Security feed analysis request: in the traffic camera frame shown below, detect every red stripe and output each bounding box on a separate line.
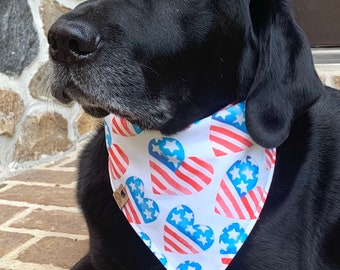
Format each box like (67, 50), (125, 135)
(150, 174), (177, 195)
(109, 145), (128, 178)
(266, 149), (276, 162)
(215, 193), (233, 217)
(265, 149), (276, 169)
(210, 134), (243, 153)
(108, 158), (120, 179)
(164, 225), (199, 254)
(211, 125), (253, 147)
(213, 148), (228, 157)
(175, 167), (204, 192)
(220, 180), (246, 219)
(123, 203), (134, 223)
(123, 199), (141, 224)
(222, 257), (233, 265)
(250, 187), (266, 213)
(112, 118), (126, 135)
(150, 161), (192, 194)
(187, 157), (213, 184)
(175, 162), (203, 194)
(214, 208), (221, 215)
(120, 119), (135, 136)
(240, 195), (256, 219)
(114, 144), (129, 164)
(164, 235), (187, 254)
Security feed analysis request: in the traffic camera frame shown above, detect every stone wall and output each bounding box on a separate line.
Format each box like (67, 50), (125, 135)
(0, 0), (339, 180)
(0, 0), (101, 179)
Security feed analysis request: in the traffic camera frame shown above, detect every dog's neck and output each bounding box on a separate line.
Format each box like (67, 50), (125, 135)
(104, 102), (276, 269)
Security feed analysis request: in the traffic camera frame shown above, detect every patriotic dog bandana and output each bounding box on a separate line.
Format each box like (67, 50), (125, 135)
(104, 102), (276, 270)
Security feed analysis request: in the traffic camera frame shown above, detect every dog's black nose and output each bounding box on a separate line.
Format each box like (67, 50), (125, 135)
(48, 19), (100, 63)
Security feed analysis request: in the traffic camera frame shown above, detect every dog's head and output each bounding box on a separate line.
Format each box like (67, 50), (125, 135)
(48, 0), (322, 147)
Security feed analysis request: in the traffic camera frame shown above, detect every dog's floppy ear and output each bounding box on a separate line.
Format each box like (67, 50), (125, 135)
(238, 0), (323, 148)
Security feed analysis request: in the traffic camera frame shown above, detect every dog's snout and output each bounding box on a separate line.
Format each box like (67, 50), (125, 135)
(48, 19), (100, 63)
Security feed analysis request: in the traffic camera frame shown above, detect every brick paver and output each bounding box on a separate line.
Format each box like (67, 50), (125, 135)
(0, 149), (89, 270)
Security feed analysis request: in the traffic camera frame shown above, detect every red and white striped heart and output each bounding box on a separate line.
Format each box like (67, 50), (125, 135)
(149, 137), (213, 195)
(210, 102), (253, 157)
(108, 144), (129, 180)
(164, 205), (214, 254)
(110, 115), (143, 137)
(214, 155), (267, 220)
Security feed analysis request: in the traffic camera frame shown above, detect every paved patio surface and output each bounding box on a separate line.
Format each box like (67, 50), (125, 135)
(0, 149), (89, 270)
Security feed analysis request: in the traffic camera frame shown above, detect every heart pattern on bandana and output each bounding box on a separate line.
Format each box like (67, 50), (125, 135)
(138, 232), (168, 267)
(219, 223), (247, 266)
(104, 102), (275, 269)
(108, 144), (129, 180)
(164, 205), (214, 254)
(110, 115), (143, 137)
(122, 177), (159, 224)
(149, 138), (214, 195)
(210, 102), (253, 157)
(176, 261), (202, 270)
(215, 155), (267, 220)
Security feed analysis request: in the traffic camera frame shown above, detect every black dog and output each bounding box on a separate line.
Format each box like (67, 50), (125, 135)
(48, 0), (340, 269)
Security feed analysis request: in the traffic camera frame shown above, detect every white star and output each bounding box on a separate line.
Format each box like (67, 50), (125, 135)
(237, 181), (248, 194)
(136, 194), (143, 204)
(188, 266), (196, 270)
(146, 199), (154, 209)
(167, 154), (180, 167)
(229, 166), (240, 180)
(198, 235), (208, 245)
(198, 225), (209, 233)
(185, 225), (196, 235)
(184, 211), (194, 222)
(228, 229), (239, 241)
(152, 144), (163, 156)
(171, 213), (182, 224)
(242, 167), (254, 180)
(164, 140), (179, 153)
(144, 239), (151, 247)
(144, 209), (153, 220)
(215, 109), (231, 120)
(234, 113), (245, 126)
(234, 240), (243, 250)
(220, 241), (229, 251)
(129, 182), (137, 191)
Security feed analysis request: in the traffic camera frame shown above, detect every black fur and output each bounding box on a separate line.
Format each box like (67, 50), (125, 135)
(48, 0), (340, 269)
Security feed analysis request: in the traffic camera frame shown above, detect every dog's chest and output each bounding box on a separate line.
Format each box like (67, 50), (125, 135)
(104, 102), (276, 269)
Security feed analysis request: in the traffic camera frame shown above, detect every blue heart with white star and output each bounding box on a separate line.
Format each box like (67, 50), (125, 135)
(227, 155), (259, 196)
(164, 205), (214, 253)
(212, 102), (247, 133)
(125, 177), (159, 223)
(149, 137), (185, 171)
(149, 137), (214, 195)
(220, 223), (247, 255)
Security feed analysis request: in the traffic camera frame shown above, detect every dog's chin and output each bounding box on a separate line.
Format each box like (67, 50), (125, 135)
(82, 106), (110, 118)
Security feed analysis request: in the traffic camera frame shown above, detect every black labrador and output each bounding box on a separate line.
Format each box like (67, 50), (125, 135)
(48, 0), (340, 269)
